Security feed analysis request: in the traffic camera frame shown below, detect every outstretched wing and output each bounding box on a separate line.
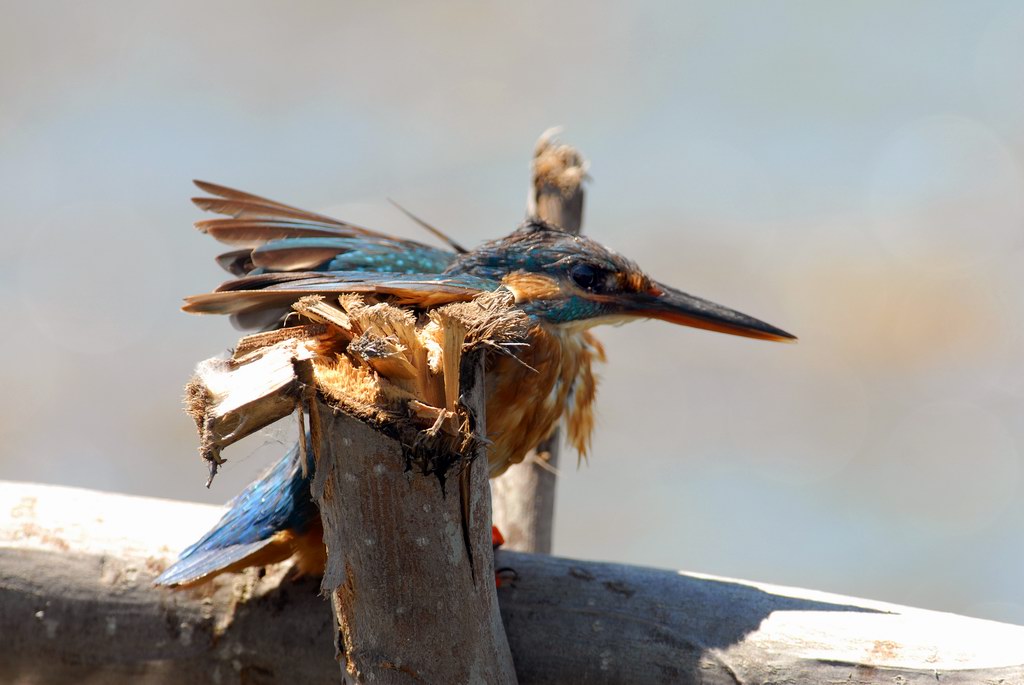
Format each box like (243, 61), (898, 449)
(188, 182), (485, 328)
(192, 180), (459, 276)
(184, 270), (501, 324)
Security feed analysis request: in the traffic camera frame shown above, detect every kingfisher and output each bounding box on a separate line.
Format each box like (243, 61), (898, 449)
(155, 181), (795, 587)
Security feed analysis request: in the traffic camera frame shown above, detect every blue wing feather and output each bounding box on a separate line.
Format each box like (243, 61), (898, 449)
(155, 442), (318, 587)
(251, 236), (456, 274)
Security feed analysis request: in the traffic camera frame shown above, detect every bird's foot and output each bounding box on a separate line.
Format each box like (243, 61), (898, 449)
(494, 566), (519, 588)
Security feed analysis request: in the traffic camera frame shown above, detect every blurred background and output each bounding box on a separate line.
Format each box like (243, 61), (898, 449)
(3, 1), (1024, 624)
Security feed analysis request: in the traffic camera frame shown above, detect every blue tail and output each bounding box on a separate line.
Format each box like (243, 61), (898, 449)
(156, 442), (318, 587)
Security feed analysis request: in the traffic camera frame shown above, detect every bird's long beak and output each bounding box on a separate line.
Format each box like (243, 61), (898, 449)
(626, 282), (796, 342)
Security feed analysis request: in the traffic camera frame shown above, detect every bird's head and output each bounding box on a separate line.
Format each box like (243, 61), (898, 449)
(453, 223), (795, 342)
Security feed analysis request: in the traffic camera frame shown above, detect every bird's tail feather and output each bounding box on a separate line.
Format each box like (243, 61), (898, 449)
(155, 440), (321, 588)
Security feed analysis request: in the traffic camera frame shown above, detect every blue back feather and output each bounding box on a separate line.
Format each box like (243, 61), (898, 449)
(252, 236), (456, 274)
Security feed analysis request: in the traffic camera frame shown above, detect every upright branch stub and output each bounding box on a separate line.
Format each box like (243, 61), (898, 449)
(493, 128), (588, 554)
(528, 127), (588, 234)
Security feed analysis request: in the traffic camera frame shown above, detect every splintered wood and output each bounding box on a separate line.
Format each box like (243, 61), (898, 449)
(185, 290), (528, 484)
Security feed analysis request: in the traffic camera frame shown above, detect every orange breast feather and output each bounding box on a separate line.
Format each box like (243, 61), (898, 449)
(485, 324), (603, 476)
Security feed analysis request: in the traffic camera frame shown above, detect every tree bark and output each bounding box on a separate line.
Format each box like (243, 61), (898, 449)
(4, 480), (1022, 684)
(311, 353), (516, 684)
(491, 128), (587, 554)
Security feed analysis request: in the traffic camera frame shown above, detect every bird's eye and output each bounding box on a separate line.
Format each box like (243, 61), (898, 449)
(570, 263), (603, 291)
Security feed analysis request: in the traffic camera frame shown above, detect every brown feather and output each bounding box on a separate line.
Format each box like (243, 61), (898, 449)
(484, 323), (600, 476)
(501, 272), (563, 302)
(250, 245), (341, 270)
(291, 519), (327, 577)
(197, 218), (356, 246)
(184, 290), (317, 316)
(192, 197), (349, 225)
(184, 281), (484, 315)
(564, 331), (604, 459)
(193, 180), (349, 226)
(194, 180), (313, 211)
(213, 271), (323, 291)
(215, 249), (255, 276)
(387, 198), (468, 254)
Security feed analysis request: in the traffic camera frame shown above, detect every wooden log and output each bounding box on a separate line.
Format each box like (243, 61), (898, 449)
(499, 555), (1024, 684)
(0, 481), (336, 685)
(4, 480), (1023, 684)
(491, 128), (587, 554)
(311, 352), (516, 684)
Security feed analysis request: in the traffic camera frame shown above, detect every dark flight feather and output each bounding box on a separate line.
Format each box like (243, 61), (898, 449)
(388, 198), (468, 254)
(184, 272), (500, 316)
(215, 249), (256, 277)
(193, 179), (348, 226)
(197, 219), (362, 247)
(193, 181), (459, 283)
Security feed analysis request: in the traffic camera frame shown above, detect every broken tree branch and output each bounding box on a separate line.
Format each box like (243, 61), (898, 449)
(311, 354), (515, 684)
(182, 293), (528, 682)
(3, 480), (1022, 684)
(491, 128), (588, 554)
